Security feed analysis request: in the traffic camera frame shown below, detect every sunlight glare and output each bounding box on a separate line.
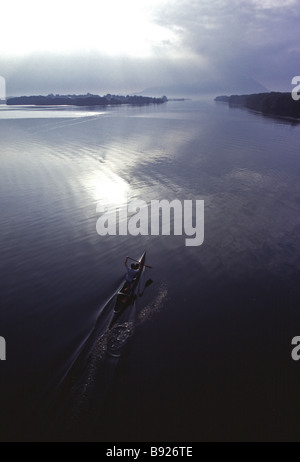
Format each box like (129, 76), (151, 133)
(1, 0), (171, 57)
(84, 170), (130, 207)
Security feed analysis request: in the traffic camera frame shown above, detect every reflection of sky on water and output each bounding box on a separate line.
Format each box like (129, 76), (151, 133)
(82, 169), (130, 208)
(1, 101), (300, 441)
(0, 105), (107, 120)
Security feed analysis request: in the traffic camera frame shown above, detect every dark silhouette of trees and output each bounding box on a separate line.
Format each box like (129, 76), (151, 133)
(215, 93), (300, 119)
(7, 94), (168, 107)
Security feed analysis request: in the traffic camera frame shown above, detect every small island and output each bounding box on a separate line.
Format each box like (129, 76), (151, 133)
(7, 93), (168, 107)
(215, 92), (300, 119)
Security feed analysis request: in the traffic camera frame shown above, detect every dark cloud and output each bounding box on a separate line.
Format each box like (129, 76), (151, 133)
(154, 0), (300, 90)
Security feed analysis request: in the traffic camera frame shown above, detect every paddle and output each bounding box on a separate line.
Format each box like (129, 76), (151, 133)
(128, 257), (153, 269)
(139, 279), (154, 297)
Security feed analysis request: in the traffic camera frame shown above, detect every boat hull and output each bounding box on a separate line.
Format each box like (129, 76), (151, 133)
(113, 252), (146, 315)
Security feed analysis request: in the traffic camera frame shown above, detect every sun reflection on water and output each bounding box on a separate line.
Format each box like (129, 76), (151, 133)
(83, 169), (130, 208)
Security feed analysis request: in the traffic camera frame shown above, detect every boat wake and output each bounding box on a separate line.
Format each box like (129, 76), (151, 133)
(136, 283), (168, 327)
(107, 322), (135, 357)
(50, 273), (168, 440)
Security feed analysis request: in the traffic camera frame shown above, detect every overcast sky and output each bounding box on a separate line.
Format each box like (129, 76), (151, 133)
(0, 0), (299, 95)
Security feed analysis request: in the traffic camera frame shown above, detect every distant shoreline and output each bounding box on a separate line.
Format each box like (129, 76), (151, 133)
(6, 94), (168, 107)
(215, 92), (300, 119)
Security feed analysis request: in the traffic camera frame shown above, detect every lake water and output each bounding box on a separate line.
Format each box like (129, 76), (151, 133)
(0, 101), (300, 441)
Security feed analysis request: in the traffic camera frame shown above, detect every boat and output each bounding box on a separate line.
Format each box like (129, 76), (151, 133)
(113, 251), (147, 315)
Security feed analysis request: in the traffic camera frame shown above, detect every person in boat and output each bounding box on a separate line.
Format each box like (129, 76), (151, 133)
(125, 256), (142, 291)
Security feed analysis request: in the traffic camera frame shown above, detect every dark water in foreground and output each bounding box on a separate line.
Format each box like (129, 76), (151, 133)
(0, 101), (300, 441)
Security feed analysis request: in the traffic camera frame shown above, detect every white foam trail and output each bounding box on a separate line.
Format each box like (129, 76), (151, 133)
(137, 283), (168, 326)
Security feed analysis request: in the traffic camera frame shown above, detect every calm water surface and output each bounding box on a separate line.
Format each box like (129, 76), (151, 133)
(0, 101), (300, 441)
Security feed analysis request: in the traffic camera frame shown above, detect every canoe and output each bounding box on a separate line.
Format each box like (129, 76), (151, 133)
(113, 251), (147, 314)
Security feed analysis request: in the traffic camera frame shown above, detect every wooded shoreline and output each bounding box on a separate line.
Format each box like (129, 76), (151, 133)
(215, 92), (300, 119)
